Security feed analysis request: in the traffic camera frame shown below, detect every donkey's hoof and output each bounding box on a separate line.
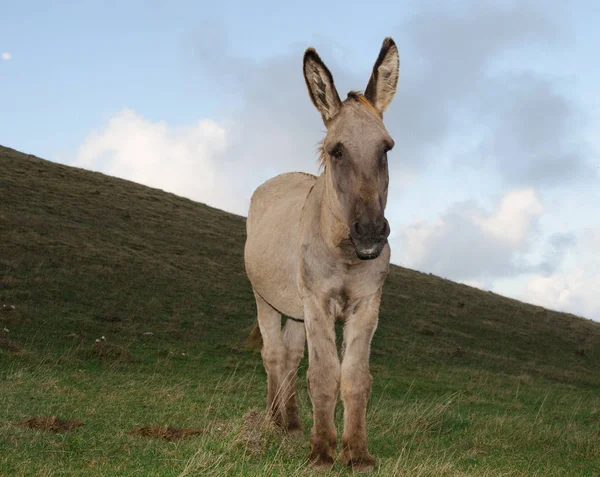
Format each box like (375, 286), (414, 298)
(308, 452), (335, 470)
(272, 414), (303, 436)
(285, 417), (304, 436)
(309, 436), (337, 468)
(341, 450), (375, 472)
(286, 423), (304, 437)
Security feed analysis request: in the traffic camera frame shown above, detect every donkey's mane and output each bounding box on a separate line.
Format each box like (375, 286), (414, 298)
(316, 92), (378, 170)
(316, 140), (327, 170)
(347, 91), (379, 116)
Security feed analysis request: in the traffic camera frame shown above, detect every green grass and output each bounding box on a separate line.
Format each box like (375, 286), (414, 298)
(1, 144), (600, 476)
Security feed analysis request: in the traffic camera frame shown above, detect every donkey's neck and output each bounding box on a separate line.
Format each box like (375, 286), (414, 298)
(316, 171), (357, 261)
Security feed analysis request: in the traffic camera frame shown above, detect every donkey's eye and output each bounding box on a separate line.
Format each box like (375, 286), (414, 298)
(330, 146), (343, 160)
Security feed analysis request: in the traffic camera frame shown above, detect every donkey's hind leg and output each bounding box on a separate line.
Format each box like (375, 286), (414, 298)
(253, 289), (287, 427)
(281, 318), (306, 434)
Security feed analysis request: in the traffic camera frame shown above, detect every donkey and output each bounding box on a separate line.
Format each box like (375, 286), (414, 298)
(244, 38), (399, 470)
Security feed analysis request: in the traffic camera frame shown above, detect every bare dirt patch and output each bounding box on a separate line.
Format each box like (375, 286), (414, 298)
(128, 425), (204, 441)
(19, 416), (84, 433)
(0, 338), (22, 353)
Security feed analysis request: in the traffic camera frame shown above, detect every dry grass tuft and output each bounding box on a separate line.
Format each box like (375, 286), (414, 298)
(235, 410), (275, 456)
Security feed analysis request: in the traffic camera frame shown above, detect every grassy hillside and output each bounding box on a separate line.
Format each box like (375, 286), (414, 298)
(1, 144), (599, 476)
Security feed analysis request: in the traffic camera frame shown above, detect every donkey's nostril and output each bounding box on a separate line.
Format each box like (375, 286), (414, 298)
(352, 221), (364, 237)
(380, 218), (390, 237)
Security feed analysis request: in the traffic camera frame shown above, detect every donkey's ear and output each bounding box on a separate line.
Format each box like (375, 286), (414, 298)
(303, 48), (342, 125)
(364, 37), (399, 115)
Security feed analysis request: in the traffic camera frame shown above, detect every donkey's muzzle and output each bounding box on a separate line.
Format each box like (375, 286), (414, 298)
(350, 217), (390, 260)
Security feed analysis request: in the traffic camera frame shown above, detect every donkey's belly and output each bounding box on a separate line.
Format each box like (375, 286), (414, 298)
(244, 172), (316, 320)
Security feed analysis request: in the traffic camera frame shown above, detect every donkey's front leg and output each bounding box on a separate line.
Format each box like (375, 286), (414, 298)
(304, 299), (340, 468)
(339, 292), (381, 471)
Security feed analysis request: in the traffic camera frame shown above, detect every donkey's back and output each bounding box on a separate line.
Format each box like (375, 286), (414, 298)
(244, 171), (316, 321)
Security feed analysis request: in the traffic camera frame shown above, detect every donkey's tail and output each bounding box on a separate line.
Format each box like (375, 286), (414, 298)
(247, 320), (263, 350)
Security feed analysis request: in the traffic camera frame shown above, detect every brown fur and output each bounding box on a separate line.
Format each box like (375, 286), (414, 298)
(244, 38), (399, 470)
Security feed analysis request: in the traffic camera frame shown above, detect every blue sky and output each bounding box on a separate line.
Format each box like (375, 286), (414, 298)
(2, 1), (599, 320)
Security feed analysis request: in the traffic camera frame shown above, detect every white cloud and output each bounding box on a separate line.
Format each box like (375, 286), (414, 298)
(74, 109), (247, 214)
(521, 230), (600, 320)
(478, 189), (543, 244)
(1, 52), (12, 61)
(396, 188), (544, 280)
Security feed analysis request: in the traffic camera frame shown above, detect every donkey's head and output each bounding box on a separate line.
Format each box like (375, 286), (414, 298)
(303, 38), (399, 260)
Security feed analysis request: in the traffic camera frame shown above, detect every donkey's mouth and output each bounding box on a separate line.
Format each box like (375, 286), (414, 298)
(352, 238), (387, 260)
